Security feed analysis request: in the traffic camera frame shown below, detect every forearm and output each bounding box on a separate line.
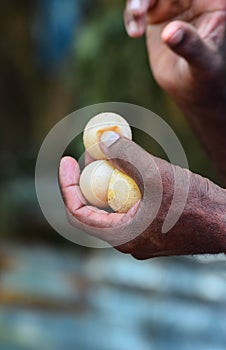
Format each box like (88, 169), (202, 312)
(173, 173), (226, 256)
(175, 76), (226, 186)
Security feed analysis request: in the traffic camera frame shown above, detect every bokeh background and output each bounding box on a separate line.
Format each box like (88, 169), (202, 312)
(0, 1), (226, 350)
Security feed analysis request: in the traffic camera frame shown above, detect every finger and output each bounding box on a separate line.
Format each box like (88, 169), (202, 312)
(59, 157), (138, 232)
(100, 131), (152, 188)
(59, 156), (80, 186)
(100, 132), (166, 243)
(100, 129), (170, 208)
(65, 198), (140, 248)
(59, 150), (153, 247)
(59, 156), (87, 212)
(162, 21), (221, 75)
(66, 204), (140, 248)
(127, 0), (156, 17)
(124, 0), (157, 37)
(124, 8), (147, 37)
(74, 201), (139, 228)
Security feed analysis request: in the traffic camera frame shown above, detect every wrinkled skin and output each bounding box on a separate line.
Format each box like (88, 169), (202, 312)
(59, 0), (226, 259)
(59, 136), (226, 259)
(125, 0), (226, 102)
(125, 0), (226, 182)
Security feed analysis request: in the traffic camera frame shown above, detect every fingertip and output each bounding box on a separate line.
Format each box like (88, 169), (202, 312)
(126, 199), (141, 218)
(100, 131), (120, 148)
(99, 131), (122, 161)
(59, 156), (80, 187)
(161, 21), (215, 72)
(126, 20), (146, 38)
(125, 0), (157, 37)
(60, 156), (77, 169)
(161, 21), (185, 46)
(124, 5), (147, 38)
(166, 29), (185, 48)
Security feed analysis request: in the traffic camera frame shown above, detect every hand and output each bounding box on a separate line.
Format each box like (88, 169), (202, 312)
(124, 0), (226, 185)
(59, 132), (226, 259)
(124, 0), (226, 106)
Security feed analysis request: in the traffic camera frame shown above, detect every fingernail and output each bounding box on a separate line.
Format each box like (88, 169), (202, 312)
(130, 0), (141, 11)
(101, 131), (120, 148)
(128, 21), (138, 35)
(169, 29), (184, 46)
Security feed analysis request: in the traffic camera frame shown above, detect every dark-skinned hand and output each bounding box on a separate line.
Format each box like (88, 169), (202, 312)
(59, 0), (226, 259)
(124, 0), (226, 183)
(124, 0), (226, 105)
(59, 133), (226, 259)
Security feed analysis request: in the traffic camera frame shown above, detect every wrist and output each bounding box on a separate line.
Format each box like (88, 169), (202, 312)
(181, 174), (226, 255)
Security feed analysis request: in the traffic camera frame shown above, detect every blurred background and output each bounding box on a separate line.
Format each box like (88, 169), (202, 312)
(0, 1), (226, 349)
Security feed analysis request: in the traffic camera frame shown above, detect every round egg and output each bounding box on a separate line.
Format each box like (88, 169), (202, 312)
(79, 160), (141, 212)
(79, 160), (114, 208)
(108, 169), (141, 213)
(83, 112), (132, 159)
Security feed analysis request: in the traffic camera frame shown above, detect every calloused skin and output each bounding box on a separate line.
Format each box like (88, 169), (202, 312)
(59, 0), (226, 259)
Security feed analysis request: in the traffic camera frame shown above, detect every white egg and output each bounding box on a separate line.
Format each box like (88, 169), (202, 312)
(80, 112), (141, 212)
(79, 160), (141, 212)
(79, 160), (114, 208)
(83, 112), (132, 159)
(108, 169), (141, 213)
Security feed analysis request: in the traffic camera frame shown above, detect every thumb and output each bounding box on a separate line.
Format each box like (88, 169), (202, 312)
(100, 131), (155, 191)
(162, 21), (221, 76)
